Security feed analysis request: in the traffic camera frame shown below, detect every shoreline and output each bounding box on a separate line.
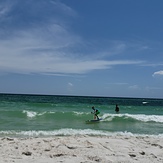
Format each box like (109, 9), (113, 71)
(0, 135), (163, 163)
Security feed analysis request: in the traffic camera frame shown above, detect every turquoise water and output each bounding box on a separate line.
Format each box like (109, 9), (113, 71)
(0, 94), (163, 137)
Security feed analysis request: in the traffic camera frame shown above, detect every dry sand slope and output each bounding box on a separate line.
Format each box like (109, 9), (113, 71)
(0, 135), (163, 163)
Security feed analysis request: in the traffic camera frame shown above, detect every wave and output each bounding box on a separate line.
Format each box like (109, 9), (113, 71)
(22, 110), (89, 118)
(22, 110), (56, 118)
(1, 109), (163, 123)
(142, 101), (148, 104)
(101, 113), (163, 123)
(21, 111), (163, 123)
(0, 129), (163, 138)
(20, 110), (163, 123)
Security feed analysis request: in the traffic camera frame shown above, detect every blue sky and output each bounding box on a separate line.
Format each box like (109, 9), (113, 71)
(0, 0), (163, 98)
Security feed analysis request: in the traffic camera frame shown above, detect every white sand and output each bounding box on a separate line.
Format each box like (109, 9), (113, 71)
(0, 135), (163, 163)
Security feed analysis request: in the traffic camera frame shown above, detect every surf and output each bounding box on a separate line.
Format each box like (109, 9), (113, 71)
(101, 113), (163, 123)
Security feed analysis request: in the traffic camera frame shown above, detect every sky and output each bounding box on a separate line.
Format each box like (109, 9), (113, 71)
(0, 0), (163, 98)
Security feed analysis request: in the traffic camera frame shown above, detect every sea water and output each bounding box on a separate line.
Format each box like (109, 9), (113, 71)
(0, 94), (163, 137)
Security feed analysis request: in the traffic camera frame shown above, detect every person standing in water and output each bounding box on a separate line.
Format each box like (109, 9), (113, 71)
(92, 106), (100, 120)
(115, 104), (120, 113)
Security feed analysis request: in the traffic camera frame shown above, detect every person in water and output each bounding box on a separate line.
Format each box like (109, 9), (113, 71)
(92, 106), (100, 120)
(115, 104), (119, 113)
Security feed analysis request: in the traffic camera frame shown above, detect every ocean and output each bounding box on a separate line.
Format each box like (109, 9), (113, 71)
(0, 93), (163, 137)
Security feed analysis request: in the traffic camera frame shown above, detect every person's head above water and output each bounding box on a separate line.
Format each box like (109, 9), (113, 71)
(92, 106), (95, 110)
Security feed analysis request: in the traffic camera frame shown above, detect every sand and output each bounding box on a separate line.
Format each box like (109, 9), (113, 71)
(0, 135), (163, 163)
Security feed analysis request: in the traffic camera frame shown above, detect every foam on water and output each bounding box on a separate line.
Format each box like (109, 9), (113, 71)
(23, 110), (37, 118)
(101, 113), (163, 123)
(22, 110), (56, 118)
(126, 114), (163, 123)
(1, 129), (163, 138)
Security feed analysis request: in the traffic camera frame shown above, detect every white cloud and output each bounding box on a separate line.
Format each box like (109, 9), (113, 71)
(0, 0), (145, 76)
(152, 70), (163, 77)
(68, 82), (73, 87)
(128, 85), (140, 90)
(145, 86), (163, 91)
(67, 82), (74, 92)
(0, 4), (10, 17)
(0, 18), (144, 75)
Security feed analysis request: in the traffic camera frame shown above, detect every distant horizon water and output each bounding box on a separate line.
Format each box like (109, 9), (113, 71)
(1, 92), (163, 100)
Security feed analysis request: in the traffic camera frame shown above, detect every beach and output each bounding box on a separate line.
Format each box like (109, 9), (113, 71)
(0, 94), (163, 162)
(0, 135), (163, 163)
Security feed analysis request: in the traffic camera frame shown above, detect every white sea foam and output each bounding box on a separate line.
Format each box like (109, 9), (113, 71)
(22, 110), (56, 118)
(125, 113), (163, 123)
(73, 111), (84, 115)
(101, 114), (114, 121)
(1, 129), (163, 138)
(142, 101), (148, 104)
(102, 113), (163, 123)
(23, 110), (37, 118)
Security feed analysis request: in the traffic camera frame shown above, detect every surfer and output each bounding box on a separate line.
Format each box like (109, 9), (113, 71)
(115, 104), (119, 113)
(92, 106), (100, 120)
